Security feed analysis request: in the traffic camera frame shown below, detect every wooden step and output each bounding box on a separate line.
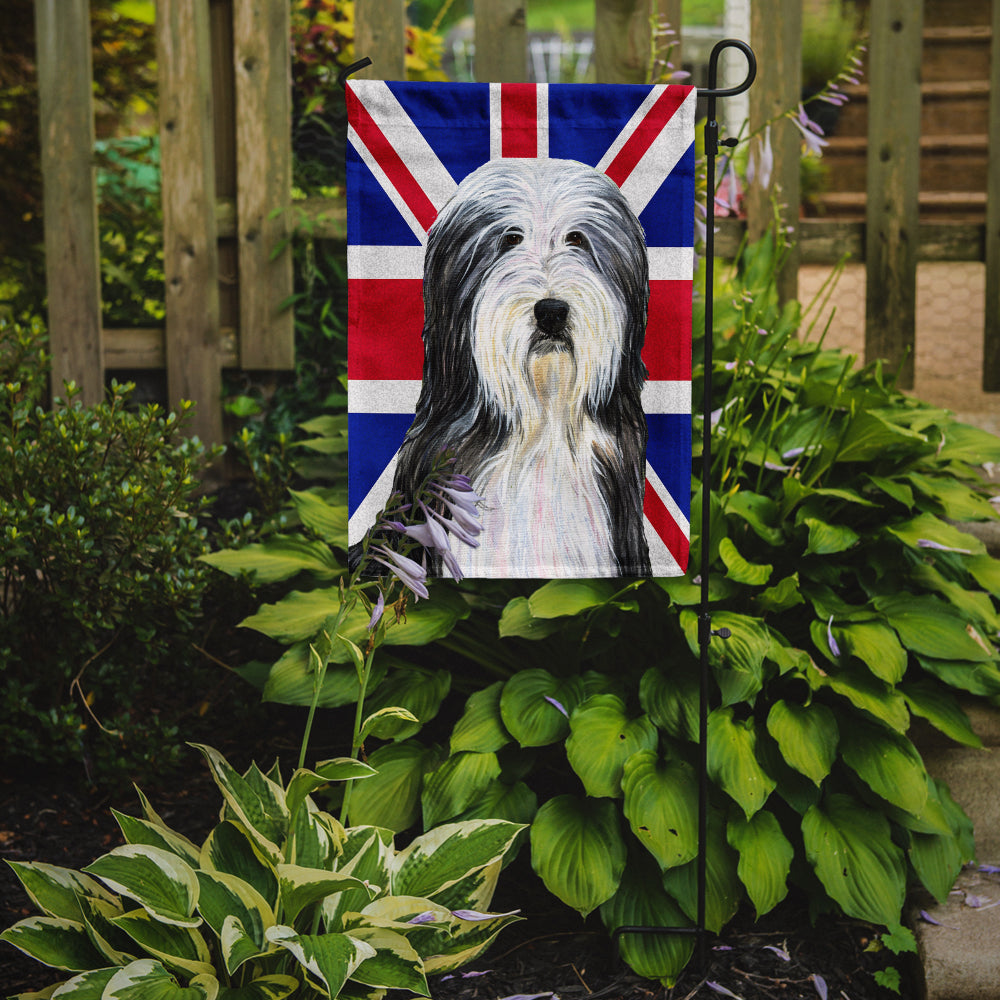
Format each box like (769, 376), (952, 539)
(922, 0), (991, 28)
(822, 134), (989, 193)
(922, 25), (993, 83)
(813, 190), (987, 222)
(833, 80), (991, 137)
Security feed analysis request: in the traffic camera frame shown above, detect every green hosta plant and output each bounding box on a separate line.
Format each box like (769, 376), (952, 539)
(1, 744), (523, 999)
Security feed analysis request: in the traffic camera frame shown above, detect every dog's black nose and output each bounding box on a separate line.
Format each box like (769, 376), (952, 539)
(534, 298), (569, 334)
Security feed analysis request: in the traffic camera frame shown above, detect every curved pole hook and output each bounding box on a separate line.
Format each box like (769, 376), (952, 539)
(699, 38), (757, 99)
(337, 57), (373, 89)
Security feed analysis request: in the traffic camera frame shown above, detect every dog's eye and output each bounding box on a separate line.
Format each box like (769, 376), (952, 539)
(500, 232), (523, 249)
(565, 231), (588, 249)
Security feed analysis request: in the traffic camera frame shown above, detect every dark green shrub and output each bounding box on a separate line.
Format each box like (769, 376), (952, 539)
(0, 317), (220, 783)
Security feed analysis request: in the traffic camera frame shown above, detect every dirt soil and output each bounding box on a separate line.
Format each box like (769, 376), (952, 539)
(1, 744), (913, 1000)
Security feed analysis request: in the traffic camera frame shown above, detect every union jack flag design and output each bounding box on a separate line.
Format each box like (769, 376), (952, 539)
(346, 80), (695, 576)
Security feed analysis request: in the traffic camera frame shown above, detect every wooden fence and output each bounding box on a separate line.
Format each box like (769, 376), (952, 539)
(33, 0), (1000, 445)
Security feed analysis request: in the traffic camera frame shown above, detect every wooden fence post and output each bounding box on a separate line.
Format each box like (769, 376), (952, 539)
(746, 0), (801, 306)
(594, 0), (653, 84)
(864, 0), (923, 390)
(354, 0), (407, 80)
(233, 0), (294, 370)
(983, 0), (1000, 390)
(474, 0), (527, 82)
(157, 0), (223, 445)
(34, 0), (104, 405)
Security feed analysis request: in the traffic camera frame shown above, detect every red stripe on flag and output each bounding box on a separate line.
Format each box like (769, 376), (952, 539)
(501, 84), (537, 158)
(346, 89), (439, 232)
(644, 479), (690, 570)
(643, 280), (692, 380)
(348, 278), (425, 380)
(604, 88), (688, 188)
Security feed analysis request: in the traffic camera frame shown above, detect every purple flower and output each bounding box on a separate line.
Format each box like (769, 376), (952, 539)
(763, 944), (790, 961)
(917, 538), (973, 554)
(451, 908), (520, 921)
(706, 983), (742, 999)
(827, 615), (841, 658)
(371, 545), (429, 600)
(367, 590), (385, 631)
(544, 695), (569, 718)
(747, 125), (773, 191)
(812, 974), (828, 1000)
(791, 104), (829, 156)
(407, 911), (438, 925)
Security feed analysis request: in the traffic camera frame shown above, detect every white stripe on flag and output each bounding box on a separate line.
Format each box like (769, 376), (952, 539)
(616, 89), (697, 216)
(351, 80), (458, 212)
(642, 380), (691, 415)
(644, 512), (683, 575)
(349, 124), (427, 245)
(595, 86), (666, 173)
(349, 380), (422, 414)
(349, 453), (399, 547)
(648, 246), (694, 281)
(536, 83), (549, 159)
(348, 245), (425, 280)
(645, 461), (691, 537)
(489, 83), (503, 160)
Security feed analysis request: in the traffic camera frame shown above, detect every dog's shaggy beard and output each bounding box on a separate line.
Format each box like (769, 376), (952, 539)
(392, 158), (652, 578)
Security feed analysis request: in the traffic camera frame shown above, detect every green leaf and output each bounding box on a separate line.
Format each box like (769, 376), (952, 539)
(718, 537), (772, 585)
(724, 490), (784, 545)
(839, 718), (929, 817)
(265, 926), (375, 997)
(347, 740), (441, 832)
(639, 663), (699, 742)
(765, 700), (837, 786)
(216, 976), (299, 1000)
(886, 512), (985, 556)
(83, 846), (200, 928)
(288, 488), (347, 546)
(599, 852), (694, 987)
(803, 517), (859, 555)
(755, 573), (805, 613)
(110, 909), (214, 978)
(530, 795), (626, 917)
(707, 708), (776, 818)
(499, 670), (584, 747)
(916, 655), (1000, 697)
(346, 926), (429, 994)
(906, 472), (999, 521)
(260, 643), (388, 709)
(909, 826), (965, 905)
(497, 597), (564, 639)
(966, 553), (1000, 597)
(621, 751), (699, 871)
(727, 811), (793, 917)
(835, 410), (927, 463)
(901, 680), (982, 748)
(680, 610), (770, 706)
(808, 661), (910, 732)
(360, 706), (421, 742)
(802, 794), (906, 926)
(242, 589), (344, 643)
(527, 579), (618, 618)
(565, 695), (658, 798)
(393, 819), (524, 900)
(199, 822), (278, 910)
(362, 666), (451, 740)
(200, 536), (341, 584)
(874, 594), (995, 662)
(452, 779), (538, 827)
(0, 917), (107, 972)
(835, 621), (908, 684)
(450, 682), (511, 754)
(421, 751), (502, 828)
(4, 862), (118, 923)
(103, 959), (218, 1000)
(276, 865), (373, 925)
(660, 810), (741, 933)
(285, 760), (376, 822)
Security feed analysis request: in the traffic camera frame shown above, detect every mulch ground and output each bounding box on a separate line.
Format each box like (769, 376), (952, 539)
(1, 740), (913, 1000)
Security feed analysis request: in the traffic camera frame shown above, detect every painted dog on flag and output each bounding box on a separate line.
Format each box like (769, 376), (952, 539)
(390, 157), (652, 578)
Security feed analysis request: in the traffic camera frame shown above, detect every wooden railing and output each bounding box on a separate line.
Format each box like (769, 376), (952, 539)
(32, 0), (1000, 445)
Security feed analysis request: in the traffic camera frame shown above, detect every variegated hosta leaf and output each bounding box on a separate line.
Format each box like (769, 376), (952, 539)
(421, 907), (522, 975)
(323, 829), (393, 931)
(112, 810), (201, 868)
(706, 707), (776, 818)
(285, 760), (375, 824)
(661, 810), (742, 934)
(727, 810), (793, 917)
(110, 908), (214, 978)
(46, 966), (118, 997)
(265, 926), (376, 998)
(83, 846), (200, 928)
(565, 695), (658, 799)
(450, 681), (511, 754)
(102, 959), (218, 999)
(424, 859), (501, 915)
(0, 916), (107, 971)
(765, 700), (838, 786)
(77, 894), (136, 966)
(802, 793), (906, 926)
(200, 822), (278, 910)
(499, 669), (585, 747)
(288, 802), (344, 870)
(421, 751), (501, 829)
(195, 870), (274, 973)
(190, 745), (287, 863)
(345, 926), (429, 995)
(4, 861), (118, 922)
(529, 795), (626, 917)
(276, 864), (375, 925)
(214, 974), (300, 999)
(599, 853), (694, 987)
(391, 820), (524, 901)
(621, 751), (699, 871)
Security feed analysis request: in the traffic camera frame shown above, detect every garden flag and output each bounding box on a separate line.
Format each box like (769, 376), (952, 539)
(347, 81), (695, 578)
